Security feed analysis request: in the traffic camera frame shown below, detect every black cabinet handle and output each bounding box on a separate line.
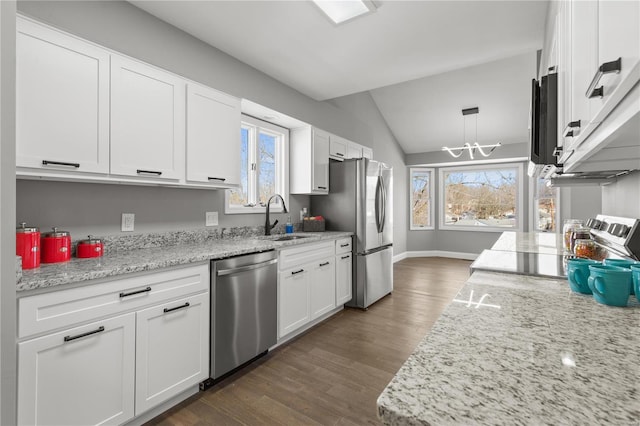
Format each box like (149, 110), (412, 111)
(586, 58), (621, 99)
(137, 169), (162, 176)
(562, 120), (581, 138)
(164, 302), (190, 313)
(319, 261), (330, 267)
(42, 160), (80, 168)
(336, 153), (344, 157)
(291, 269), (304, 275)
(317, 186), (327, 190)
(64, 326), (105, 342)
(119, 286), (151, 298)
(208, 177), (226, 182)
(340, 243), (350, 247)
(341, 255), (350, 260)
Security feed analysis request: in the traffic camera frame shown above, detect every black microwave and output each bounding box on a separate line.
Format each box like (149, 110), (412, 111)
(528, 73), (558, 177)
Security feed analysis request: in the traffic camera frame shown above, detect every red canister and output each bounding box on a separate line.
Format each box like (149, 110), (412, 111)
(76, 235), (104, 258)
(41, 227), (71, 263)
(16, 222), (40, 269)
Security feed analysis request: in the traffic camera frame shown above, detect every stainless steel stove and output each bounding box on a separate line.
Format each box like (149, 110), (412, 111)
(585, 214), (640, 260)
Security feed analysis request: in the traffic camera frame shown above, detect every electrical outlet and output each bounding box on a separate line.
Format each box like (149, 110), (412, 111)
(121, 213), (135, 232)
(205, 211), (218, 227)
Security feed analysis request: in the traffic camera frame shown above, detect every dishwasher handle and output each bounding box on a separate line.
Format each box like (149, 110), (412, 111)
(216, 258), (277, 276)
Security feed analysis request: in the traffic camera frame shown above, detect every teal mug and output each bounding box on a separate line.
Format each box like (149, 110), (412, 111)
(631, 264), (640, 302)
(603, 259), (640, 295)
(566, 258), (600, 294)
(588, 264), (632, 307)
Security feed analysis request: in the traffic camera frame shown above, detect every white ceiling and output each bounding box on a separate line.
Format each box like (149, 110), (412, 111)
(130, 0), (548, 154)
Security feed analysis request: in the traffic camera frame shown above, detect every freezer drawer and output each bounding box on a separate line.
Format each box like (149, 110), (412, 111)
(349, 246), (393, 309)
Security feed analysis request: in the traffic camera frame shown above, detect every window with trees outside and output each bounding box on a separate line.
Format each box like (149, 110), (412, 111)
(225, 115), (288, 214)
(410, 168), (434, 230)
(532, 177), (558, 232)
(439, 163), (523, 231)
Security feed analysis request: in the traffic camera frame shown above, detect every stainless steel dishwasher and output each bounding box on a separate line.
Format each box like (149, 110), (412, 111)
(210, 250), (278, 380)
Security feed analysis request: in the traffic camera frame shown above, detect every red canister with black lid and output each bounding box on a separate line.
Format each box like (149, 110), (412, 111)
(41, 227), (71, 263)
(76, 235), (104, 258)
(16, 222), (40, 269)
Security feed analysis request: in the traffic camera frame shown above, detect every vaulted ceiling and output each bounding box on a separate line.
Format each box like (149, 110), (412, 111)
(130, 0), (548, 153)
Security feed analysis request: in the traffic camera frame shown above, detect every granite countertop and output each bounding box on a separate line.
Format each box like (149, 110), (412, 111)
(377, 270), (640, 425)
(491, 231), (565, 255)
(18, 231), (351, 293)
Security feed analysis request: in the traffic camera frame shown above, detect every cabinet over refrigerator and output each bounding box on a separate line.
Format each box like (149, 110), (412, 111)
(311, 158), (393, 309)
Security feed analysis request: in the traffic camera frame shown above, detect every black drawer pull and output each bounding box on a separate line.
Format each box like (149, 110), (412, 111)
(317, 186), (327, 190)
(291, 269), (304, 275)
(208, 177), (226, 182)
(336, 153), (344, 157)
(319, 261), (330, 267)
(562, 120), (581, 138)
(136, 169), (162, 176)
(64, 326), (105, 342)
(42, 160), (80, 168)
(164, 302), (190, 313)
(119, 286), (151, 298)
(586, 58), (621, 99)
(340, 243), (350, 247)
(341, 255), (350, 260)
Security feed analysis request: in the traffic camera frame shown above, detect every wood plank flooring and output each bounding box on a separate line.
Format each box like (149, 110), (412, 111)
(146, 257), (472, 426)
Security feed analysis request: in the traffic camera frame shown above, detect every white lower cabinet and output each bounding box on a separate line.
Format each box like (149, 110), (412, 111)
(278, 267), (311, 338)
(336, 253), (353, 306)
(17, 264), (209, 425)
(135, 293), (209, 415)
(310, 257), (336, 319)
(18, 313), (136, 426)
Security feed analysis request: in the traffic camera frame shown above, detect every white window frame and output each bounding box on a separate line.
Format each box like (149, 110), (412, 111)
(438, 162), (524, 232)
(529, 176), (560, 233)
(409, 167), (435, 230)
(225, 115), (289, 214)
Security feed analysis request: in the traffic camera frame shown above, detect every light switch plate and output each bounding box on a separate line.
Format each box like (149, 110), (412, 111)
(205, 211), (218, 227)
(121, 213), (135, 232)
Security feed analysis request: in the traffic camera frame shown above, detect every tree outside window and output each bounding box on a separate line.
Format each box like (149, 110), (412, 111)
(533, 177), (557, 232)
(410, 168), (434, 230)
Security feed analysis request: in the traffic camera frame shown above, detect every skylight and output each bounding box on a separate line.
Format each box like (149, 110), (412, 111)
(312, 0), (377, 25)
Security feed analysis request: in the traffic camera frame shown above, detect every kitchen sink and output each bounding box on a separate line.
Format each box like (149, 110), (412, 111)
(272, 235), (310, 241)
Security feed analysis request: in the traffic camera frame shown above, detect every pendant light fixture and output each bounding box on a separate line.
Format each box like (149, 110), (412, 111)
(442, 107), (501, 159)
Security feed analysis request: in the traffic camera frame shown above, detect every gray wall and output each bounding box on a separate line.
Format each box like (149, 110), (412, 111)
(559, 186), (603, 224)
(601, 171), (640, 218)
(327, 92), (408, 256)
(15, 1), (404, 239)
(1, 1), (17, 423)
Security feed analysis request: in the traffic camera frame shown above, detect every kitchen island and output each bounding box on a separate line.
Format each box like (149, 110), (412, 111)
(377, 270), (640, 425)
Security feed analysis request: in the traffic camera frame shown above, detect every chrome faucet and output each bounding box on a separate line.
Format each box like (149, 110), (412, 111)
(264, 194), (288, 235)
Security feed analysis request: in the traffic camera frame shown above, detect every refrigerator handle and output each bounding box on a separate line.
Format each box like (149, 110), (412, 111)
(380, 176), (387, 233)
(375, 176), (382, 233)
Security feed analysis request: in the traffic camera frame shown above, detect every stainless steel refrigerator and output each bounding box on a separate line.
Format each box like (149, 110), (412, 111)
(311, 158), (393, 309)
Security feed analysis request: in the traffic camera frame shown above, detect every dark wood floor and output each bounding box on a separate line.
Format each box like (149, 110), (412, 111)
(146, 257), (472, 426)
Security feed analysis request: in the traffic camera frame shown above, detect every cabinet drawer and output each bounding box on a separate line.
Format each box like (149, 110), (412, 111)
(18, 264), (209, 339)
(336, 237), (352, 254)
(279, 241), (335, 271)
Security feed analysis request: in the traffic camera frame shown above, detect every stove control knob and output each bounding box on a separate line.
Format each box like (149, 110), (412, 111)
(608, 223), (621, 235)
(586, 218), (601, 229)
(599, 221), (609, 231)
(615, 225), (630, 238)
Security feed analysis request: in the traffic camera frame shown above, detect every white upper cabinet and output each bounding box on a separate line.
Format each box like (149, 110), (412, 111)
(362, 146), (373, 159)
(329, 135), (347, 160)
(290, 126), (329, 194)
(346, 142), (363, 159)
(110, 55), (186, 181)
(16, 17), (110, 175)
(186, 83), (241, 186)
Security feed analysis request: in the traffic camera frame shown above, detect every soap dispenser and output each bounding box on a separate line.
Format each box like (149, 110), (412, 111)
(286, 216), (294, 234)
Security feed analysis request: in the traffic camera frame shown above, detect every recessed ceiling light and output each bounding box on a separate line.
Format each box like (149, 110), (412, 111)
(312, 0), (377, 25)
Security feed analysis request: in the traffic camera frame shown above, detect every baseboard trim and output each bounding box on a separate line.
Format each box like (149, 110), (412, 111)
(392, 252), (408, 263)
(400, 250), (478, 261)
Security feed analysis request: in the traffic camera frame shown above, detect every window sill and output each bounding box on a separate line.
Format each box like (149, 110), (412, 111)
(439, 224), (522, 233)
(410, 226), (435, 231)
(225, 206), (285, 215)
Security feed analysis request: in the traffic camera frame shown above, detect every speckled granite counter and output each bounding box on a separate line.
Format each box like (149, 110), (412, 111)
(18, 231), (351, 293)
(377, 271), (640, 425)
(16, 256), (22, 284)
(491, 231), (565, 255)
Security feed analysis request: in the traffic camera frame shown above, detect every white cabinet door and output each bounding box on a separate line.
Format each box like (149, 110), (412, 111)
(16, 18), (109, 174)
(278, 267), (310, 338)
(186, 83), (241, 185)
(111, 55), (185, 181)
(329, 135), (347, 160)
(18, 313), (135, 426)
(310, 257), (336, 319)
(336, 253), (353, 306)
(347, 142), (363, 159)
(362, 146), (373, 159)
(312, 128), (330, 193)
(135, 293), (209, 415)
